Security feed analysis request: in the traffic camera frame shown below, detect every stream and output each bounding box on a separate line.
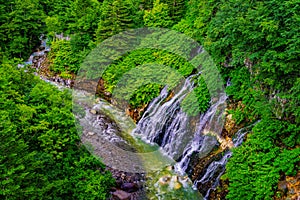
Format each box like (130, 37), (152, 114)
(25, 36), (255, 200)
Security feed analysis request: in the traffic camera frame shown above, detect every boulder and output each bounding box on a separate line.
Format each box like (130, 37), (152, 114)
(112, 190), (131, 200)
(278, 180), (287, 192)
(166, 166), (173, 171)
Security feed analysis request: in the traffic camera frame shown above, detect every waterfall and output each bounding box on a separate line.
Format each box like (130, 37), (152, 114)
(134, 75), (197, 160)
(132, 70), (267, 199)
(134, 74), (227, 172)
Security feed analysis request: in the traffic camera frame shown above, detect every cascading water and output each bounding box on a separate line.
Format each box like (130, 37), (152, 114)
(193, 123), (258, 199)
(134, 75), (199, 160)
(24, 34), (205, 199)
(175, 93), (227, 174)
(134, 78), (259, 199)
(25, 35), (50, 66)
(134, 72), (228, 173)
(131, 65), (262, 199)
(133, 73), (262, 200)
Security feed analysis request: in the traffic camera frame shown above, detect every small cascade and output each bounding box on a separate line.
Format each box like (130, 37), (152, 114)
(25, 35), (50, 66)
(194, 151), (231, 199)
(21, 34), (74, 87)
(193, 123), (258, 199)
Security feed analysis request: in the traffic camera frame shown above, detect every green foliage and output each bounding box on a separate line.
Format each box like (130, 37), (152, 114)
(66, 0), (102, 36)
(172, 0), (212, 41)
(129, 83), (162, 108)
(103, 49), (194, 91)
(48, 39), (88, 74)
(95, 0), (136, 42)
(161, 0), (186, 23)
(43, 0), (102, 76)
(181, 76), (210, 116)
(0, 63), (114, 199)
(102, 48), (195, 107)
(226, 120), (300, 200)
(192, 0), (299, 121)
(139, 0), (155, 10)
(143, 0), (174, 28)
(43, 0), (76, 35)
(0, 0), (45, 59)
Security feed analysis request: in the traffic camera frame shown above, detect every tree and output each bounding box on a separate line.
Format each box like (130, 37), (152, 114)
(0, 0), (45, 59)
(161, 0), (186, 23)
(143, 0), (173, 28)
(43, 0), (74, 35)
(66, 0), (101, 36)
(48, 38), (88, 74)
(95, 0), (136, 42)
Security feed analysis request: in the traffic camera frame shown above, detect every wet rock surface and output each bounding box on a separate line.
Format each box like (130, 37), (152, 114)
(108, 167), (147, 200)
(189, 150), (223, 195)
(207, 178), (229, 200)
(80, 106), (137, 153)
(187, 112), (256, 199)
